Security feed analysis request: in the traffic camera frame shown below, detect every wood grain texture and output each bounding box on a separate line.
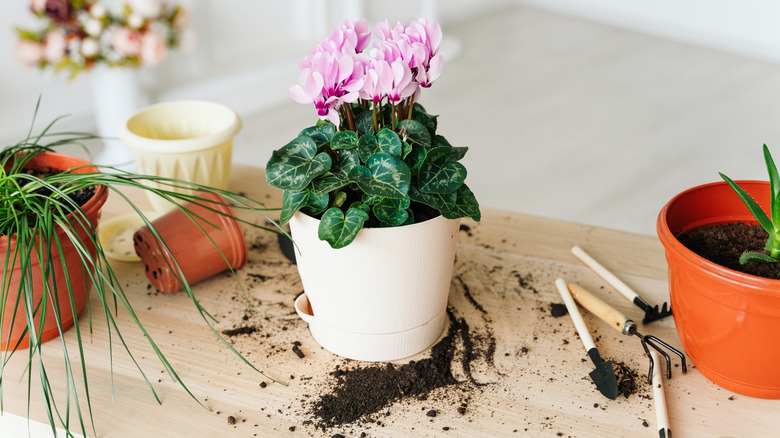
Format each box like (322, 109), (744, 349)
(3, 165), (778, 437)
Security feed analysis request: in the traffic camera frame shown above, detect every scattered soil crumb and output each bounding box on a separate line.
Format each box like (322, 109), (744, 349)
(550, 303), (567, 317)
(227, 416), (236, 425)
(222, 326), (257, 336)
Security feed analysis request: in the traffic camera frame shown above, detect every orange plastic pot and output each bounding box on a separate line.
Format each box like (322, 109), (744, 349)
(1, 152), (108, 351)
(133, 192), (248, 293)
(657, 180), (780, 398)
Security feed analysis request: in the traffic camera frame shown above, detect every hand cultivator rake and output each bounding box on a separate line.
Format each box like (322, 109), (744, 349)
(567, 283), (687, 384)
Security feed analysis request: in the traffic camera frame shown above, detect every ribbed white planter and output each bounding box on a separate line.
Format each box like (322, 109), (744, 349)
(291, 212), (460, 361)
(119, 100), (241, 211)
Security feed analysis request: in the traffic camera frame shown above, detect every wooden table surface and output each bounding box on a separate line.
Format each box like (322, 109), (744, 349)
(3, 165), (778, 437)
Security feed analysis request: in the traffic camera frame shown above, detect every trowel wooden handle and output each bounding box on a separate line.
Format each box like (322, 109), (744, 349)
(568, 284), (631, 335)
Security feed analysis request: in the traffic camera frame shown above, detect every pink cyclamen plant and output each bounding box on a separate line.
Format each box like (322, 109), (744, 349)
(268, 18), (480, 249)
(289, 18), (443, 131)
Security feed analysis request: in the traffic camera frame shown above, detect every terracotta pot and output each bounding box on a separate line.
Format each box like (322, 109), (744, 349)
(657, 180), (780, 398)
(133, 192), (248, 293)
(291, 212), (460, 361)
(1, 152), (108, 351)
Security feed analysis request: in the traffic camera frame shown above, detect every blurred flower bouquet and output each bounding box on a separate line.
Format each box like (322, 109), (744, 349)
(15, 0), (191, 78)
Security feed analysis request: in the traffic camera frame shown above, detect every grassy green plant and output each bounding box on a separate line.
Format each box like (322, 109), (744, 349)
(1, 109), (285, 437)
(719, 144), (780, 265)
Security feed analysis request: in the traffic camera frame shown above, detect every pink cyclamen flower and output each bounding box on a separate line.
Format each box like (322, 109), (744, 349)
(401, 19), (444, 87)
(43, 28), (67, 63)
(15, 40), (44, 66)
(360, 57), (415, 103)
(301, 18), (371, 69)
(290, 51), (365, 125)
(140, 30), (167, 66)
(111, 27), (143, 57)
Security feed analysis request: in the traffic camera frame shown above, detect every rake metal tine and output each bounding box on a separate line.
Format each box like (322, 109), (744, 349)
(644, 337), (673, 380)
(646, 334), (688, 375)
(642, 302), (673, 324)
(639, 336), (655, 384)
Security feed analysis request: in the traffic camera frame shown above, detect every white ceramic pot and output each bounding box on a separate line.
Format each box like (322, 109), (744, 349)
(291, 212), (460, 361)
(119, 100), (241, 211)
(91, 65), (149, 171)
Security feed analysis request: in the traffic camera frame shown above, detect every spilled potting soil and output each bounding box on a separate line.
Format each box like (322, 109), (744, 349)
(208, 220), (658, 435)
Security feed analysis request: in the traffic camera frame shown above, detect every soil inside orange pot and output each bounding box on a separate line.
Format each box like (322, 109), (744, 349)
(677, 222), (780, 280)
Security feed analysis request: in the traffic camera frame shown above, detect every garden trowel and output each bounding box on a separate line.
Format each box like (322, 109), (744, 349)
(554, 278), (618, 400)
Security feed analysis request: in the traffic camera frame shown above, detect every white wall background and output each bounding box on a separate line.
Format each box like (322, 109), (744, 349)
(519, 0), (780, 63)
(2, 0), (780, 146)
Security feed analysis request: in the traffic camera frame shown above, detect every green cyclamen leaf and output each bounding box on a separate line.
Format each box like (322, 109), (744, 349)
(348, 153), (411, 199)
(373, 197), (411, 227)
(418, 146), (467, 194)
(409, 184), (481, 222)
(281, 188), (328, 225)
(404, 143), (427, 176)
(331, 131), (359, 150)
(398, 119), (431, 149)
(357, 134), (379, 163)
(311, 173), (348, 196)
(318, 206), (370, 249)
(449, 146), (468, 162)
(354, 109), (375, 136)
(444, 184), (481, 222)
(376, 128), (403, 157)
(299, 123), (335, 146)
(266, 136), (331, 190)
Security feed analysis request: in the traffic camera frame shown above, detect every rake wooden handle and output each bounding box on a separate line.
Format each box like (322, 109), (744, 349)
(568, 283), (633, 335)
(571, 245), (640, 303)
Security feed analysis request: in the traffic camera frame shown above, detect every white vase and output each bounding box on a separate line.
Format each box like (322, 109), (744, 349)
(91, 65), (149, 171)
(291, 212), (460, 361)
(119, 100), (242, 211)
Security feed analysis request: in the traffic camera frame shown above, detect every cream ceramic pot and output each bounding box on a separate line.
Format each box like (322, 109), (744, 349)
(291, 212), (460, 361)
(120, 100), (241, 211)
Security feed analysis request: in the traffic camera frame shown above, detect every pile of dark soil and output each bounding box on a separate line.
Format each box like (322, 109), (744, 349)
(676, 223), (780, 279)
(309, 310), (481, 430)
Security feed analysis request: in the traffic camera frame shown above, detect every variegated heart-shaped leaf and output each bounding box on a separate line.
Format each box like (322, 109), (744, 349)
(348, 153), (411, 199)
(266, 136), (331, 190)
(418, 146), (466, 194)
(318, 205), (370, 249)
(398, 119), (431, 149)
(331, 131), (359, 150)
(373, 197), (411, 226)
(299, 123), (335, 146)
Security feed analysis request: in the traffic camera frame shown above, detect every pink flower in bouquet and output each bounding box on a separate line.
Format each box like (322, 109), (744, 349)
(43, 28), (67, 63)
(30, 0), (46, 14)
(111, 27), (143, 57)
(140, 30), (167, 66)
(290, 51), (365, 124)
(14, 40), (44, 66)
(43, 0), (73, 23)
